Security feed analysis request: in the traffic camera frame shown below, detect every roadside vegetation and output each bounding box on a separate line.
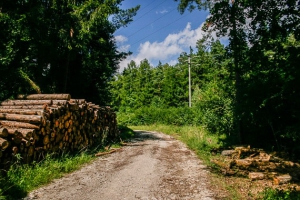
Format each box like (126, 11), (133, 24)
(1, 0), (300, 199)
(0, 152), (94, 199)
(110, 1), (300, 197)
(0, 126), (135, 200)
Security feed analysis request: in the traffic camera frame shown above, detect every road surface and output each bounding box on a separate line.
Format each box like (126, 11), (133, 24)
(24, 131), (215, 200)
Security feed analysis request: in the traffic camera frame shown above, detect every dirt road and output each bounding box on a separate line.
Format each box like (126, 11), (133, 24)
(24, 131), (215, 200)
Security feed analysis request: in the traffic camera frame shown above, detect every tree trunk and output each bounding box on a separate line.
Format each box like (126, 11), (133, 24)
(0, 113), (42, 124)
(273, 174), (292, 185)
(230, 1), (243, 144)
(1, 100), (52, 106)
(0, 105), (45, 109)
(0, 127), (8, 138)
(0, 120), (40, 129)
(52, 100), (68, 105)
(17, 94), (71, 100)
(7, 128), (35, 140)
(0, 109), (44, 115)
(0, 138), (9, 150)
(249, 172), (265, 180)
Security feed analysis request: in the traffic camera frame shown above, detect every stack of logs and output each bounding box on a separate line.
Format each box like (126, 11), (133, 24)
(0, 94), (119, 167)
(212, 146), (300, 185)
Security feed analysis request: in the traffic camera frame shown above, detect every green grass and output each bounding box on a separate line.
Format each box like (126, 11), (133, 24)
(129, 124), (224, 164)
(259, 187), (300, 200)
(129, 124), (300, 200)
(1, 152), (94, 199)
(118, 125), (136, 141)
(0, 125), (136, 200)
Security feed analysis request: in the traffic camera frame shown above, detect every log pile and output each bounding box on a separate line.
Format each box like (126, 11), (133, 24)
(212, 146), (300, 185)
(0, 94), (119, 167)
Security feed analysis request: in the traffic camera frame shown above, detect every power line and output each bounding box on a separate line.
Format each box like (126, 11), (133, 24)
(126, 7), (177, 38)
(138, 0), (158, 12)
(131, 0), (168, 23)
(130, 12), (192, 46)
(115, 0), (167, 34)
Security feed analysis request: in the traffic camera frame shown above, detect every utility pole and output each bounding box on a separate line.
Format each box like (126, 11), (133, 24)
(188, 47), (192, 108)
(179, 47), (194, 107)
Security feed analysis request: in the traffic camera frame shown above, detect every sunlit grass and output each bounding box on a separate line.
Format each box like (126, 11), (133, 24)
(129, 124), (222, 164)
(0, 126), (136, 199)
(2, 152), (94, 199)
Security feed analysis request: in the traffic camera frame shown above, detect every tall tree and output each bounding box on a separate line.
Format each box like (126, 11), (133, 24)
(176, 0), (248, 143)
(0, 0), (140, 104)
(175, 0), (300, 153)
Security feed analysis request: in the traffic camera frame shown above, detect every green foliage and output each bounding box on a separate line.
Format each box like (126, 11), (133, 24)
(117, 106), (196, 126)
(260, 187), (300, 200)
(129, 125), (222, 164)
(0, 0), (139, 104)
(173, 0), (300, 156)
(110, 59), (189, 111)
(118, 125), (135, 141)
(0, 124), (134, 199)
(3, 153), (93, 199)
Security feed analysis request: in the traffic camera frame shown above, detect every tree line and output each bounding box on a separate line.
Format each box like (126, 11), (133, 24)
(111, 0), (300, 157)
(0, 0), (139, 104)
(1, 0), (300, 157)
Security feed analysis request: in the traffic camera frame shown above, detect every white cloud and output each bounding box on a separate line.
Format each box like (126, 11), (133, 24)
(168, 59), (179, 66)
(114, 35), (128, 43)
(117, 21), (226, 72)
(156, 9), (168, 14)
(118, 44), (130, 52)
(114, 35), (131, 54)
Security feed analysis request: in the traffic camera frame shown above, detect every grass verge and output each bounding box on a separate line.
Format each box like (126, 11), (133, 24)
(129, 124), (300, 199)
(129, 124), (222, 164)
(0, 126), (136, 200)
(129, 124), (241, 199)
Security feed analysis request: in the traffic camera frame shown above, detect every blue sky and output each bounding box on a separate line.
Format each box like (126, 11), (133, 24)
(114, 0), (210, 71)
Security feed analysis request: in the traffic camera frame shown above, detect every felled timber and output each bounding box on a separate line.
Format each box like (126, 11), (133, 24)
(273, 174), (292, 185)
(0, 105), (45, 109)
(0, 138), (9, 150)
(0, 127), (8, 138)
(215, 147), (300, 185)
(0, 109), (44, 115)
(0, 94), (119, 167)
(17, 94), (71, 100)
(249, 172), (265, 180)
(0, 113), (42, 123)
(0, 120), (40, 129)
(1, 100), (52, 106)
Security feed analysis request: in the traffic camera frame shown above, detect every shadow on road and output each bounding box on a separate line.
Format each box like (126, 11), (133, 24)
(127, 130), (170, 144)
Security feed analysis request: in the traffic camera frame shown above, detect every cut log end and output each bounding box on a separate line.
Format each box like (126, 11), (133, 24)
(273, 174), (292, 185)
(249, 172), (265, 180)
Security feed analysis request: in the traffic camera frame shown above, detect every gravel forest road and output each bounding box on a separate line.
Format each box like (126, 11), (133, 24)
(24, 131), (215, 200)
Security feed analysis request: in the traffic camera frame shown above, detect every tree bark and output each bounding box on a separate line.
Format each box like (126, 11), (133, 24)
(17, 94), (71, 100)
(0, 138), (9, 150)
(273, 174), (292, 185)
(0, 105), (45, 109)
(52, 100), (68, 105)
(249, 172), (265, 180)
(0, 127), (8, 138)
(0, 120), (40, 129)
(1, 100), (52, 106)
(6, 128), (35, 140)
(0, 109), (44, 115)
(0, 113), (42, 123)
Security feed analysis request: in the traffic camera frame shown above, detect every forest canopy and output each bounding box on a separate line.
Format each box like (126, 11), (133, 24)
(111, 0), (300, 157)
(0, 0), (139, 104)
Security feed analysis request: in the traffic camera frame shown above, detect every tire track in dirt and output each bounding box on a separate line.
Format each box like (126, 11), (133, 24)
(24, 131), (215, 200)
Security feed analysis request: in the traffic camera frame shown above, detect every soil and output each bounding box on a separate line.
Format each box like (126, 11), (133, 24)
(23, 131), (216, 200)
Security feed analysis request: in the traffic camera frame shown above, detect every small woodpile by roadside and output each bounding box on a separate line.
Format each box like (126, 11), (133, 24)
(211, 146), (300, 185)
(0, 94), (119, 167)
